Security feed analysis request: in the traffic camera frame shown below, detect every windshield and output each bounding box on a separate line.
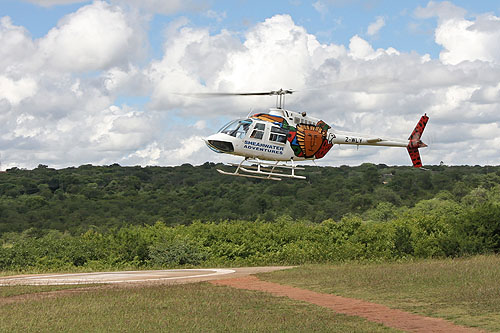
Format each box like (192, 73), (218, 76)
(218, 119), (252, 139)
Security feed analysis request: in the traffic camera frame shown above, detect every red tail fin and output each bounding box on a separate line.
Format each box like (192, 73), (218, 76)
(407, 114), (429, 168)
(407, 147), (423, 168)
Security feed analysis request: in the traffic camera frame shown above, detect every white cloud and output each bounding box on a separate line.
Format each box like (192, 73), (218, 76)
(126, 142), (162, 165)
(348, 35), (398, 60)
(349, 35), (375, 59)
(366, 16), (385, 36)
(414, 1), (466, 22)
(104, 66), (150, 96)
(0, 76), (38, 106)
(38, 1), (137, 72)
(215, 15), (315, 91)
(435, 15), (500, 65)
(168, 136), (205, 160)
(471, 83), (500, 104)
(415, 2), (500, 65)
(0, 17), (37, 74)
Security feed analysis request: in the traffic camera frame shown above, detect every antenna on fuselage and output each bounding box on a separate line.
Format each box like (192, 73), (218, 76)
(246, 107), (254, 118)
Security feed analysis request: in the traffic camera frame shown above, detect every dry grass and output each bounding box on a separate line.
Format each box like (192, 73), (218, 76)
(0, 282), (398, 332)
(259, 255), (500, 331)
(0, 284), (97, 298)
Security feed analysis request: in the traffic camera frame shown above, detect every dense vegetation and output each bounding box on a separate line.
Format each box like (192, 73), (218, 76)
(1, 163), (499, 233)
(0, 163), (499, 271)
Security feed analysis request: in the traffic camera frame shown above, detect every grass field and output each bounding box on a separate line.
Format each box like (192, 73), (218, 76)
(1, 255), (498, 332)
(0, 284), (95, 298)
(259, 254), (500, 331)
(0, 283), (396, 332)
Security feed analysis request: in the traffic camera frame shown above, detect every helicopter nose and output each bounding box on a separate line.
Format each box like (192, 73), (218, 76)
(207, 140), (234, 152)
(204, 135), (234, 153)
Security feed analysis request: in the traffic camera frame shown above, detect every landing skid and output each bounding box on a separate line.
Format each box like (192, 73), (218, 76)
(217, 158), (306, 181)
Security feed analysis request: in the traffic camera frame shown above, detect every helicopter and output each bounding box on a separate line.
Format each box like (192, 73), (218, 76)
(204, 89), (429, 181)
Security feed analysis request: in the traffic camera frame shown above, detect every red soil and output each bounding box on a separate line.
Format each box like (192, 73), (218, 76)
(211, 276), (483, 333)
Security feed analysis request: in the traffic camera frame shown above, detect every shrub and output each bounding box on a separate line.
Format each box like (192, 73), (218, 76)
(149, 240), (207, 267)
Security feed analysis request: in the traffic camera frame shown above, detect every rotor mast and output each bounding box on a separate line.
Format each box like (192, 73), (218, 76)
(271, 89), (293, 109)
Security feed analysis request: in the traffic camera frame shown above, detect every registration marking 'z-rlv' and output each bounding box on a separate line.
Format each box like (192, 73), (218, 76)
(345, 137), (362, 143)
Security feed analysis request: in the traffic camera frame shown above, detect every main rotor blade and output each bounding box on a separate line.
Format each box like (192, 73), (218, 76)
(177, 89), (294, 98)
(194, 92), (276, 96)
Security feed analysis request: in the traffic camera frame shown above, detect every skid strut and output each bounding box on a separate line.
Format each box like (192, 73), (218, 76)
(217, 158), (306, 181)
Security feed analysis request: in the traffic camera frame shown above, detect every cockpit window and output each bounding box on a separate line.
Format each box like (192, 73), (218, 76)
(219, 119), (252, 139)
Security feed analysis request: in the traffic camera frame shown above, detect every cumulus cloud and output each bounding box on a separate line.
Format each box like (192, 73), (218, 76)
(437, 15), (500, 65)
(39, 1), (140, 72)
(416, 2), (500, 65)
(0, 1), (157, 169)
(349, 35), (375, 59)
(415, 1), (466, 22)
(0, 17), (36, 72)
(0, 76), (38, 106)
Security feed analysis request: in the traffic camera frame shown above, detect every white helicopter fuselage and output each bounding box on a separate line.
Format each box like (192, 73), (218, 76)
(205, 108), (416, 162)
(202, 88), (428, 180)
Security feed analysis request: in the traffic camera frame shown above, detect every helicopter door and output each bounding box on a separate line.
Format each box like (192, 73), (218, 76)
(269, 126), (288, 144)
(250, 123), (265, 139)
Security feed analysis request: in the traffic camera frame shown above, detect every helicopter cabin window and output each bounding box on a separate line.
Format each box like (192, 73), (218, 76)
(269, 126), (288, 144)
(250, 123), (265, 140)
(219, 119), (252, 139)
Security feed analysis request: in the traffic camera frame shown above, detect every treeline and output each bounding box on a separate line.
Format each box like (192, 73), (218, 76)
(1, 183), (499, 271)
(1, 163), (499, 234)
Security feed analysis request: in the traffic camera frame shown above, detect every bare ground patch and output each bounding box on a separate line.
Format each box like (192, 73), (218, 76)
(211, 276), (484, 333)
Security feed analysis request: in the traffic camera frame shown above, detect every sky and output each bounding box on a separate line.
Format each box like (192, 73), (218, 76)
(1, 0), (500, 170)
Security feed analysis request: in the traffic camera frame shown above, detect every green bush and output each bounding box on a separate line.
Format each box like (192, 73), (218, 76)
(1, 183), (499, 271)
(449, 203), (500, 255)
(149, 240), (207, 266)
